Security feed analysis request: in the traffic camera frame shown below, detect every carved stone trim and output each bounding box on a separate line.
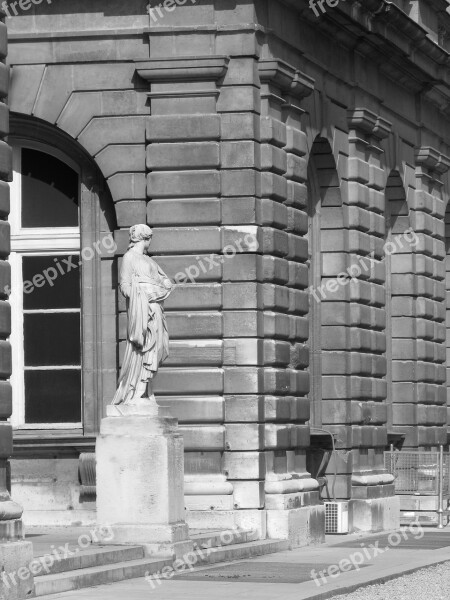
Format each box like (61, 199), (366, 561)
(415, 146), (450, 174)
(258, 59), (315, 99)
(136, 56), (230, 83)
(348, 108), (392, 140)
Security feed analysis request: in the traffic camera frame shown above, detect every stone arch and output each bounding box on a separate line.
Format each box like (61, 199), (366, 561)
(8, 61), (148, 226)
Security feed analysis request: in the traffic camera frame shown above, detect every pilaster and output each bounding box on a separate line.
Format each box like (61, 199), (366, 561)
(342, 108), (397, 530)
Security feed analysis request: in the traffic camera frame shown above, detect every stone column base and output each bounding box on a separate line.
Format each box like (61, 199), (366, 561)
(349, 496), (400, 533)
(0, 540), (34, 599)
(186, 509), (266, 539)
(97, 523), (192, 559)
(266, 505), (325, 547)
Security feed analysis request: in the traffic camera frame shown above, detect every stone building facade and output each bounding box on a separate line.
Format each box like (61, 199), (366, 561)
(1, 0), (449, 542)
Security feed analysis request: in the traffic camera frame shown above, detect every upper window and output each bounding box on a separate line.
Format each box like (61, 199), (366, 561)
(21, 148), (79, 228)
(10, 143), (82, 429)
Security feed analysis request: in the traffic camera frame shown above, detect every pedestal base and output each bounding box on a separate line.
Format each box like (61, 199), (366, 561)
(349, 496), (400, 533)
(0, 539), (34, 599)
(266, 505), (326, 548)
(97, 523), (192, 558)
(96, 409), (192, 559)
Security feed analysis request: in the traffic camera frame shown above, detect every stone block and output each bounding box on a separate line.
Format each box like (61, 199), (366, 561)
(154, 368), (223, 395)
(147, 171), (220, 199)
(222, 169), (260, 197)
(0, 142), (11, 181)
(286, 181), (307, 208)
(0, 423), (12, 457)
(164, 312), (223, 339)
(217, 86), (260, 113)
(96, 144), (145, 178)
(9, 64), (44, 116)
(221, 113), (260, 140)
(147, 142), (220, 170)
(261, 144), (287, 174)
(222, 141), (260, 170)
(285, 154), (307, 183)
(225, 395), (264, 423)
(0, 382), (11, 419)
(266, 505), (325, 547)
(108, 173), (146, 203)
(146, 115), (220, 142)
(285, 127), (308, 157)
(347, 157), (370, 183)
(181, 425), (225, 451)
(349, 496), (400, 533)
(78, 116), (146, 156)
(223, 451), (265, 479)
(0, 341), (11, 378)
(231, 481), (264, 509)
(261, 173), (287, 201)
(166, 340), (222, 366)
(226, 424), (265, 450)
(0, 540), (34, 599)
(151, 226), (221, 254)
(115, 200), (147, 227)
(163, 397), (224, 425)
(260, 117), (286, 148)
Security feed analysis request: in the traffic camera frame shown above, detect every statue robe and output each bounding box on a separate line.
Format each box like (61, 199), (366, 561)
(112, 249), (173, 405)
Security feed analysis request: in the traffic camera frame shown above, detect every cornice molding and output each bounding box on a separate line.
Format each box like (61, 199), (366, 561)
(135, 56), (229, 82)
(284, 0), (450, 113)
(415, 146), (450, 174)
(348, 108), (392, 140)
(258, 59), (315, 99)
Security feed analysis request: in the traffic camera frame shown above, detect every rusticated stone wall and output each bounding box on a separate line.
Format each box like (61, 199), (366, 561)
(4, 0), (450, 536)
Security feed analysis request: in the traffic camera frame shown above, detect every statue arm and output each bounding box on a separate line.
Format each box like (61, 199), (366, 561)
(156, 265), (174, 293)
(119, 254), (133, 298)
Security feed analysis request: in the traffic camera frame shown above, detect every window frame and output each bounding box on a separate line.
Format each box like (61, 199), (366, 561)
(8, 117), (118, 448)
(10, 142), (83, 430)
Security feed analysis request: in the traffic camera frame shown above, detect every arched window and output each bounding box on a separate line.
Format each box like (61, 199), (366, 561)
(7, 118), (118, 440)
(10, 142), (82, 427)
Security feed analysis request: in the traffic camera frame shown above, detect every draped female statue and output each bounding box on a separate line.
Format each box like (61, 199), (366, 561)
(112, 224), (173, 406)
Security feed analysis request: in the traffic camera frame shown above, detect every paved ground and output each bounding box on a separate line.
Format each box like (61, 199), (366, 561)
(33, 526), (450, 600)
(330, 561), (450, 600)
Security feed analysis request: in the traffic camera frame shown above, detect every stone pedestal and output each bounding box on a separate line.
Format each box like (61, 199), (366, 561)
(96, 403), (192, 559)
(349, 496), (400, 533)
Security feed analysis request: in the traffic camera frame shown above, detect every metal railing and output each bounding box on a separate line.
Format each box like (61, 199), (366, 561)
(384, 447), (450, 528)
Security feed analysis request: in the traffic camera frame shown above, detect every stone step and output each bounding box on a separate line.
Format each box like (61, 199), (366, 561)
(34, 537), (289, 597)
(36, 545), (145, 576)
(203, 538), (290, 564)
(34, 556), (172, 597)
(190, 528), (258, 549)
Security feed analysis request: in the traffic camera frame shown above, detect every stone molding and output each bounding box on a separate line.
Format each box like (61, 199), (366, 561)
(135, 56), (230, 83)
(415, 146), (450, 175)
(347, 108), (392, 140)
(258, 59), (315, 99)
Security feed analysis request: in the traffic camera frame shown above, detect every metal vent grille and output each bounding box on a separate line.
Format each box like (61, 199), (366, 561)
(325, 501), (348, 534)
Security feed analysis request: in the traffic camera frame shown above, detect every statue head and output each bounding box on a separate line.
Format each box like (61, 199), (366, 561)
(128, 224), (153, 251)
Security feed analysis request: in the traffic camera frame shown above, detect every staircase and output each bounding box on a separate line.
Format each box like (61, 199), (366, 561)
(34, 529), (289, 597)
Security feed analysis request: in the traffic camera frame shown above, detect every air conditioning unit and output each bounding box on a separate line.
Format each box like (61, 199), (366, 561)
(324, 501), (349, 534)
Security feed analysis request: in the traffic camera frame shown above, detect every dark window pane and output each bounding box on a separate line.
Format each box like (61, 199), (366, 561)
(23, 255), (80, 310)
(24, 313), (80, 367)
(21, 148), (79, 228)
(25, 370), (81, 423)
